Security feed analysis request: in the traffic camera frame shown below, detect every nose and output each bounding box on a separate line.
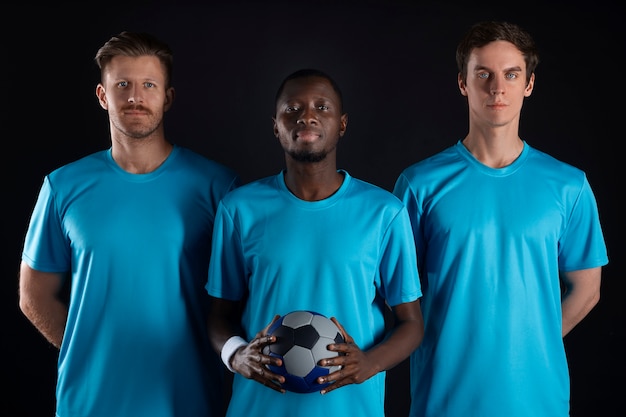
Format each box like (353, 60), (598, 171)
(490, 77), (504, 95)
(297, 107), (317, 125)
(127, 85), (143, 104)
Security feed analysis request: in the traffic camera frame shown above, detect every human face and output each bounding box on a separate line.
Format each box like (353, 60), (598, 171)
(273, 76), (347, 163)
(458, 40), (534, 129)
(96, 55), (173, 140)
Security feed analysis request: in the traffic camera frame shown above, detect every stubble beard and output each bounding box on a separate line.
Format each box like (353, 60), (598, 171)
(112, 115), (162, 140)
(287, 149), (328, 163)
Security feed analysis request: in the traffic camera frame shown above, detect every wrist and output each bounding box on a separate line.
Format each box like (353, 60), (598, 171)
(221, 336), (247, 373)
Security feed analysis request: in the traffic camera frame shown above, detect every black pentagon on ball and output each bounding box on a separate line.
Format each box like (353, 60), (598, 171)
(265, 323), (321, 356)
(293, 325), (321, 349)
(268, 325), (295, 356)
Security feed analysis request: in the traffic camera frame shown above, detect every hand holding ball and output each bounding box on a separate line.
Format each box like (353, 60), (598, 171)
(262, 310), (345, 393)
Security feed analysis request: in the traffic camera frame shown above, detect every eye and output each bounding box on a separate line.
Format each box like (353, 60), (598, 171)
(144, 82), (155, 88)
(285, 105), (299, 112)
(117, 81), (128, 87)
(505, 73), (518, 80)
(477, 72), (489, 79)
(317, 105), (329, 110)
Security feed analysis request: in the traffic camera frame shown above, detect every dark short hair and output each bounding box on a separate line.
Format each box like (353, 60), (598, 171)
(275, 68), (344, 112)
(456, 21), (539, 85)
(94, 31), (174, 87)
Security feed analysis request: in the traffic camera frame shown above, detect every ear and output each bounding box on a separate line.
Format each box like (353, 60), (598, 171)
(272, 116), (279, 138)
(96, 83), (108, 110)
(164, 87), (175, 112)
(524, 73), (535, 97)
(339, 113), (348, 138)
(458, 73), (468, 97)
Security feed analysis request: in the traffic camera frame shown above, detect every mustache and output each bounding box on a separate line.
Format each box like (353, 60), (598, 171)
(122, 104), (150, 112)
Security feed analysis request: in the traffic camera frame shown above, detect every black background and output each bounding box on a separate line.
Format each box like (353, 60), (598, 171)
(5, 1), (623, 416)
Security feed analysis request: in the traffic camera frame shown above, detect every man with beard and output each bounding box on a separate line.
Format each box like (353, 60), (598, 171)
(206, 68), (424, 417)
(19, 31), (240, 417)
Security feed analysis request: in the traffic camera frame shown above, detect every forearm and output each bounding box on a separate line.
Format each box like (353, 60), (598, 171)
(207, 297), (244, 353)
(561, 267), (601, 337)
(208, 318), (241, 354)
(19, 264), (67, 349)
(366, 318), (423, 372)
(20, 297), (67, 349)
(561, 286), (600, 337)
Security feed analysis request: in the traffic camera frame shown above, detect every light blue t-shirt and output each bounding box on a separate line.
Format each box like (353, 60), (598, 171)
(393, 140), (608, 417)
(207, 170), (422, 417)
(22, 145), (240, 417)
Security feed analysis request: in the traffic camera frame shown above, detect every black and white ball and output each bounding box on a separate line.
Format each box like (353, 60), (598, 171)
(262, 310), (345, 393)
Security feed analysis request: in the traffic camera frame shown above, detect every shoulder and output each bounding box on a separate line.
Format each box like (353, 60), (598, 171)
(417, 143), (461, 167)
(399, 144), (461, 179)
(221, 175), (277, 203)
(47, 150), (109, 182)
(174, 146), (239, 181)
(175, 146), (235, 172)
(526, 144), (587, 182)
(347, 175), (405, 209)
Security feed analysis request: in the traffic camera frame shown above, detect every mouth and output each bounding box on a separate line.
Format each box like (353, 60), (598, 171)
(124, 105), (149, 113)
(487, 102), (507, 110)
(124, 110), (150, 117)
(295, 129), (321, 142)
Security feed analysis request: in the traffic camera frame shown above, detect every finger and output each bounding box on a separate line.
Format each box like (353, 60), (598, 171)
(330, 317), (353, 343)
(319, 377), (343, 395)
(251, 335), (275, 348)
(262, 378), (286, 393)
(257, 364), (285, 383)
(255, 367), (286, 393)
(320, 382), (338, 395)
(260, 315), (281, 335)
(321, 365), (349, 384)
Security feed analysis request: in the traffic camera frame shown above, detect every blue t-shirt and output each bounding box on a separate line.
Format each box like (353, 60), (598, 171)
(22, 145), (240, 417)
(207, 170), (422, 417)
(393, 140), (608, 417)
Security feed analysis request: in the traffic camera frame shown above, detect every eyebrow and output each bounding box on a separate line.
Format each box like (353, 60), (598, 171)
(473, 65), (523, 73)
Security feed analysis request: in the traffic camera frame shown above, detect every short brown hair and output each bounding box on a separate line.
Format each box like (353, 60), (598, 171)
(94, 31), (174, 87)
(456, 21), (539, 85)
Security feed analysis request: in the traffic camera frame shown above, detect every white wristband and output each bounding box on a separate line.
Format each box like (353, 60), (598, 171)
(221, 336), (247, 373)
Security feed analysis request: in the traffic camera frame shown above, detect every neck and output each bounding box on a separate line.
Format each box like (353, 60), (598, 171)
(111, 137), (173, 174)
(283, 162), (344, 201)
(462, 133), (524, 168)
